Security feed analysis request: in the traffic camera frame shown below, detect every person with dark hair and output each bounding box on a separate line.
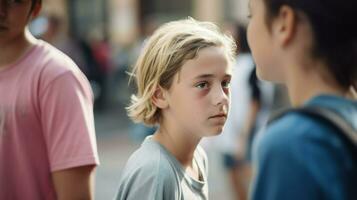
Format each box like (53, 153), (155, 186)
(0, 0), (99, 199)
(247, 0), (357, 199)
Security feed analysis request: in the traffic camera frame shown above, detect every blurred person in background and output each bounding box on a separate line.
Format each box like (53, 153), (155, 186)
(218, 23), (274, 200)
(0, 0), (99, 199)
(87, 29), (113, 110)
(247, 0), (357, 199)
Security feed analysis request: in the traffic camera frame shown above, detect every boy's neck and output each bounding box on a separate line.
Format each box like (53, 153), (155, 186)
(0, 29), (36, 68)
(152, 127), (202, 180)
(153, 125), (200, 167)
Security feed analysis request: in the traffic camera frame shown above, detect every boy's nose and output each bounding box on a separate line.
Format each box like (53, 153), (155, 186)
(212, 85), (229, 106)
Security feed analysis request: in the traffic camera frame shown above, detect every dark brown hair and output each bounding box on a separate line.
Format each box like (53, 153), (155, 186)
(263, 0), (357, 90)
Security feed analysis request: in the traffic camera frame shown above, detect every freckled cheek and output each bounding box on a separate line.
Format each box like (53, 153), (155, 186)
(193, 90), (212, 111)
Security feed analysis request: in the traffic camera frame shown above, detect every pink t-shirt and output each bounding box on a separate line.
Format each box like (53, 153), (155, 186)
(0, 40), (99, 199)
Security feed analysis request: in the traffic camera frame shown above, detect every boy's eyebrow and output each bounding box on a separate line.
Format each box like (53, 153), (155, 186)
(194, 74), (232, 80)
(194, 74), (214, 79)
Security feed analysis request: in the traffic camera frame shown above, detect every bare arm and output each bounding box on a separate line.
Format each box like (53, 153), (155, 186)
(52, 165), (96, 200)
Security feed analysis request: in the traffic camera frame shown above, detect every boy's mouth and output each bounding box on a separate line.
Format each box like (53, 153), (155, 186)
(209, 113), (227, 119)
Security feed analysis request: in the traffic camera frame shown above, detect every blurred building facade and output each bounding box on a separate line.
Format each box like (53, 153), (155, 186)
(40, 0), (250, 48)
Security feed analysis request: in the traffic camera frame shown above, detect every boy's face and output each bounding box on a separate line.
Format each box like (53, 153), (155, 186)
(0, 0), (38, 44)
(164, 46), (231, 138)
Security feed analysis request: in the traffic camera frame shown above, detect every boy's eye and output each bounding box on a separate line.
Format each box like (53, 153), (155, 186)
(195, 82), (209, 89)
(222, 80), (231, 88)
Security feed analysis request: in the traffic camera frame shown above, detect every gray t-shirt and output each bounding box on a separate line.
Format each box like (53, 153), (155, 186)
(115, 136), (209, 200)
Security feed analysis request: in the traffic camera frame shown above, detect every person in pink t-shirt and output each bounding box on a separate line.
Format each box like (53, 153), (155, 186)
(0, 0), (99, 199)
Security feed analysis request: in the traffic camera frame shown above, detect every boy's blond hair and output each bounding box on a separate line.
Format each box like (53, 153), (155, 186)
(127, 18), (237, 126)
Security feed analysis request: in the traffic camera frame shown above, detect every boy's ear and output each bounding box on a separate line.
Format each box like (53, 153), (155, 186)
(273, 5), (297, 46)
(152, 86), (169, 109)
(31, 2), (42, 19)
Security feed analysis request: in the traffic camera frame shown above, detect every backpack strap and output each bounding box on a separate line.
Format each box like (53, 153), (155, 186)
(268, 106), (357, 146)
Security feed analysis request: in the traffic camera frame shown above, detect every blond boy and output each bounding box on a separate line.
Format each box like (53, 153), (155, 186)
(115, 18), (236, 199)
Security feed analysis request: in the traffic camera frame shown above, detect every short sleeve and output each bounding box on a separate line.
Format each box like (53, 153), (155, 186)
(115, 160), (180, 200)
(40, 71), (99, 171)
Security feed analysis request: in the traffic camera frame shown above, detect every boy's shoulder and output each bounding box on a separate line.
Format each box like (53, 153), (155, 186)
(117, 138), (181, 199)
(123, 138), (180, 178)
(122, 139), (209, 183)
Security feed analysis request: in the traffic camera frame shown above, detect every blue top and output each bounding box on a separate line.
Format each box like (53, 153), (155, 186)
(251, 95), (357, 200)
